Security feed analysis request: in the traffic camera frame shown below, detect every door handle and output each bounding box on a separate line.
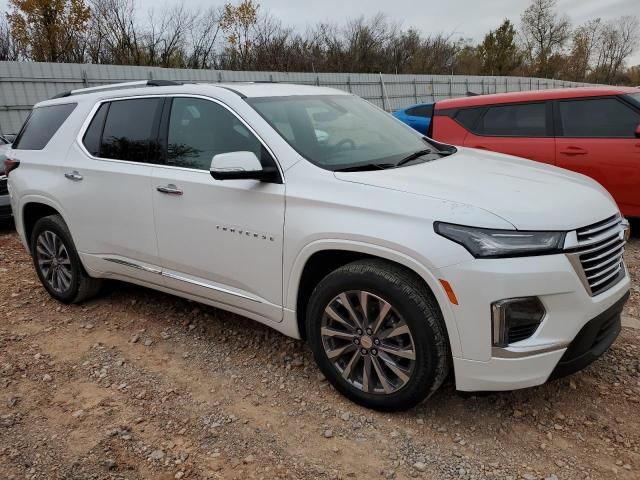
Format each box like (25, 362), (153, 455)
(64, 171), (83, 181)
(560, 147), (587, 155)
(156, 184), (183, 195)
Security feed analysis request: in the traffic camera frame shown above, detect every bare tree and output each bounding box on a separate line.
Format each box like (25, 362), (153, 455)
(187, 6), (223, 69)
(592, 16), (640, 83)
(520, 0), (570, 78)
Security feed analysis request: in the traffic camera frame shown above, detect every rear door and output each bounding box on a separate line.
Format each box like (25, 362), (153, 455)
(60, 96), (164, 280)
(555, 96), (640, 216)
(463, 102), (556, 164)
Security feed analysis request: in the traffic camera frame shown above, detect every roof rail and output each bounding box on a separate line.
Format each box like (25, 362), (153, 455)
(51, 79), (183, 99)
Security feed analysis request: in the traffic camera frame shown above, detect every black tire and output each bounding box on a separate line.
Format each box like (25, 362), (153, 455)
(306, 259), (450, 411)
(30, 214), (102, 304)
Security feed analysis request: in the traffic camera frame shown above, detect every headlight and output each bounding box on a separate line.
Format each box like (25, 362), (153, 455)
(434, 222), (565, 258)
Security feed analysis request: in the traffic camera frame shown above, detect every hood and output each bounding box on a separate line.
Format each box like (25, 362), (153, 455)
(334, 148), (618, 231)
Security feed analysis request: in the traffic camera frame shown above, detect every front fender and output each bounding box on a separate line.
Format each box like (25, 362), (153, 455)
(285, 238), (463, 357)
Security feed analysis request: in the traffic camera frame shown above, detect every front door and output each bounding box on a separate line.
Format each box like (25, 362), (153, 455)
(555, 97), (640, 217)
(463, 101), (556, 165)
(151, 96), (285, 321)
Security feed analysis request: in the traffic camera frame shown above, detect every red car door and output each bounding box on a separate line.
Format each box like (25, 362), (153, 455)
(555, 96), (640, 217)
(463, 102), (556, 165)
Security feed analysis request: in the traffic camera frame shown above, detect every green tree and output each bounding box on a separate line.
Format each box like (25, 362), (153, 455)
(479, 19), (522, 75)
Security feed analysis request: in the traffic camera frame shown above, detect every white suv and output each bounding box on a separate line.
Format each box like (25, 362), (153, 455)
(5, 81), (631, 410)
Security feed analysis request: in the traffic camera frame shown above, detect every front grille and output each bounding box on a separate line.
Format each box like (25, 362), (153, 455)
(0, 176), (7, 196)
(567, 214), (626, 296)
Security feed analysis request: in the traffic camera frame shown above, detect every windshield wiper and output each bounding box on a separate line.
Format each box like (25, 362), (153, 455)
(334, 163), (396, 172)
(396, 149), (432, 167)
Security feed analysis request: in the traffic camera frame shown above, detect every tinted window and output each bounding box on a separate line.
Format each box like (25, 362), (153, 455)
(13, 103), (76, 150)
(478, 103), (547, 136)
(559, 98), (640, 138)
(455, 108), (483, 130)
(407, 105), (433, 117)
(100, 98), (162, 162)
(167, 97), (269, 170)
(82, 103), (108, 156)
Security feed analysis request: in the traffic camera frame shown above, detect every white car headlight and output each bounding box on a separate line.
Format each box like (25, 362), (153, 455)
(434, 222), (566, 258)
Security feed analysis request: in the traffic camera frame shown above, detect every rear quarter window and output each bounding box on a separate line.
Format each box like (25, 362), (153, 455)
(13, 103), (77, 150)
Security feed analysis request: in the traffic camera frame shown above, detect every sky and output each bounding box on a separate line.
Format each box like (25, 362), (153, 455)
(2, 0), (639, 66)
(159, 0), (639, 66)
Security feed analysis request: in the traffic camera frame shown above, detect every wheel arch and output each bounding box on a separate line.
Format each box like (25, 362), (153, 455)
(19, 196), (70, 251)
(287, 240), (462, 356)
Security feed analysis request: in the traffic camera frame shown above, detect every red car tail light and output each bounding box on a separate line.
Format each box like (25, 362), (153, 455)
(3, 158), (19, 177)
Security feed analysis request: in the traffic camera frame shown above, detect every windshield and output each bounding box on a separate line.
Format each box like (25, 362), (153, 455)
(626, 92), (640, 107)
(247, 95), (444, 170)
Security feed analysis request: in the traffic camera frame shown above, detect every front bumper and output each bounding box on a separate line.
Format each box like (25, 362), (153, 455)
(439, 253), (630, 392)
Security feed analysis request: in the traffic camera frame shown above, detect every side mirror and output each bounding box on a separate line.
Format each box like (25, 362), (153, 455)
(636, 125), (640, 138)
(210, 151), (278, 182)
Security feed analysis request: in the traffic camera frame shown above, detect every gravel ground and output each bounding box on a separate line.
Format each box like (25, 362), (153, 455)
(0, 220), (639, 480)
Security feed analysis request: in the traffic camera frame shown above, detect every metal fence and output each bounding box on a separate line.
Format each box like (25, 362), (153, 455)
(0, 61), (592, 135)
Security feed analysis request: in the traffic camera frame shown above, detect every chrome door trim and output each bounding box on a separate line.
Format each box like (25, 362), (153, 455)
(103, 257), (162, 275)
(161, 271), (262, 304)
(102, 257), (263, 304)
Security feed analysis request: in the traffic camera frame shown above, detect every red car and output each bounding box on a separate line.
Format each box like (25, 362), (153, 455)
(430, 87), (640, 218)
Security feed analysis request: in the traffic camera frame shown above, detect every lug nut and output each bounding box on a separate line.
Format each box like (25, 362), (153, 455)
(371, 349), (378, 355)
(360, 348), (368, 355)
(373, 338), (380, 345)
(356, 328), (363, 335)
(366, 328), (373, 335)
(353, 338), (360, 345)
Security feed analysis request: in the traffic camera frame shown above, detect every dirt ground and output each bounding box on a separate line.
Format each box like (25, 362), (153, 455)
(1, 220), (639, 480)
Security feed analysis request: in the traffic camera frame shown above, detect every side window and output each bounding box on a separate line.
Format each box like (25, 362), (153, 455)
(478, 103), (547, 136)
(455, 108), (483, 131)
(13, 103), (77, 150)
(407, 105), (433, 118)
(82, 103), (108, 157)
(99, 98), (163, 162)
(166, 97), (269, 171)
(559, 98), (640, 138)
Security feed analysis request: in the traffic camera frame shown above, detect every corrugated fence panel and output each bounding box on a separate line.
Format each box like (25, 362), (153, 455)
(0, 61), (593, 134)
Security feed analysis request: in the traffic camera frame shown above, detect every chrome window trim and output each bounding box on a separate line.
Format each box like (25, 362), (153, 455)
(75, 93), (284, 180)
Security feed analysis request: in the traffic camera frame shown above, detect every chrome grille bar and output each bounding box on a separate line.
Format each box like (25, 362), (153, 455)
(566, 214), (626, 297)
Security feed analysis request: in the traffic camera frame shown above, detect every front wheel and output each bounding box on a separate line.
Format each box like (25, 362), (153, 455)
(306, 260), (450, 411)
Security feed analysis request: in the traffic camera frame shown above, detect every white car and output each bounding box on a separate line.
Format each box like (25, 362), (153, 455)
(5, 81), (631, 410)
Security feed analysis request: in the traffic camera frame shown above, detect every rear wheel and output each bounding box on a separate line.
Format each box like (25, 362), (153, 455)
(306, 259), (450, 411)
(30, 215), (101, 303)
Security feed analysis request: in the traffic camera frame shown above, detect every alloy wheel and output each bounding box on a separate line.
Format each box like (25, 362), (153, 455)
(320, 290), (416, 394)
(35, 230), (73, 293)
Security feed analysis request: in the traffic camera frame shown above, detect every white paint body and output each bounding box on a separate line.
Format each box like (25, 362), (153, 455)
(8, 83), (630, 392)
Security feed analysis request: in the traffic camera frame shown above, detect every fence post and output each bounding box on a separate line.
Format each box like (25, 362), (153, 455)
(347, 76), (352, 93)
(431, 78), (435, 102)
(481, 78), (484, 94)
(413, 78), (418, 103)
(81, 69), (88, 87)
(379, 74), (387, 111)
(316, 75), (320, 86)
